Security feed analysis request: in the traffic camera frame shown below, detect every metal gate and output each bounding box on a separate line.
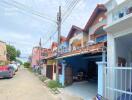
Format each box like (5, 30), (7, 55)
(104, 66), (132, 100)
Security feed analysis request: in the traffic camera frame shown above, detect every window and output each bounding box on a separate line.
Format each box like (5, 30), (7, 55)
(119, 13), (124, 18)
(41, 53), (48, 57)
(96, 35), (107, 43)
(128, 6), (132, 14)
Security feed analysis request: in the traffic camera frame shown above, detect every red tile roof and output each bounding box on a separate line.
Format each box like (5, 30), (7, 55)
(51, 42), (58, 49)
(66, 25), (83, 41)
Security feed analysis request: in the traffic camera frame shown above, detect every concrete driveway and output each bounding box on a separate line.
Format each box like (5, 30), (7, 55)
(0, 68), (58, 100)
(63, 81), (97, 100)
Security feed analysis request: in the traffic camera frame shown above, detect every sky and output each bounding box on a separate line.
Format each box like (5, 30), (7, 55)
(0, 0), (123, 60)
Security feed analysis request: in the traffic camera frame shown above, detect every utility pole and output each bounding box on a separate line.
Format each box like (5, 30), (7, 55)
(56, 6), (61, 81)
(39, 38), (42, 66)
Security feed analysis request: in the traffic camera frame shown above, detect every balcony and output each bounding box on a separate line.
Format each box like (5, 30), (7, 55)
(89, 19), (106, 35)
(105, 0), (132, 34)
(44, 50), (57, 59)
(70, 33), (83, 44)
(44, 41), (106, 59)
(58, 42), (106, 58)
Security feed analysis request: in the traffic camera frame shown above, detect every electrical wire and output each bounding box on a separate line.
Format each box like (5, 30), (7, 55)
(40, 0), (82, 47)
(63, 0), (77, 15)
(0, 0), (57, 23)
(0, 0), (82, 48)
(0, 0), (58, 48)
(11, 0), (56, 22)
(62, 0), (81, 23)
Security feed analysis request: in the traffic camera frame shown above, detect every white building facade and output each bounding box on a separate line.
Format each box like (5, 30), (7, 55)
(105, 0), (132, 99)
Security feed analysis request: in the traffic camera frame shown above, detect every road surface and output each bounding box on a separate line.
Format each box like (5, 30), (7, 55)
(0, 68), (58, 100)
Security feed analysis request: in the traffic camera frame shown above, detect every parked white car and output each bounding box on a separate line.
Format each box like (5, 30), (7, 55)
(8, 64), (18, 72)
(16, 63), (20, 68)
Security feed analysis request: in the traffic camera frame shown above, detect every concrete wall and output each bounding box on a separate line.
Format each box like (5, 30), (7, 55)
(0, 41), (7, 61)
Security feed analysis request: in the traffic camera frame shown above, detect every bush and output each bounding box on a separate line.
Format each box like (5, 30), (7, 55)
(24, 62), (31, 68)
(47, 80), (62, 89)
(39, 76), (48, 82)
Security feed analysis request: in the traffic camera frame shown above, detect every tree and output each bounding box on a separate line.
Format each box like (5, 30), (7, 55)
(16, 50), (21, 57)
(6, 45), (21, 61)
(6, 45), (17, 61)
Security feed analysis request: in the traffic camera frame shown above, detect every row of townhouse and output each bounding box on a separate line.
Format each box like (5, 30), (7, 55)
(31, 0), (132, 99)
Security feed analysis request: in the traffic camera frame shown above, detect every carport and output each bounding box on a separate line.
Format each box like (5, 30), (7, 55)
(63, 53), (103, 84)
(58, 52), (104, 99)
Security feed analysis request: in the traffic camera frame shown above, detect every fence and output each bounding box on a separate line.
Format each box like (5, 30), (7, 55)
(104, 66), (132, 100)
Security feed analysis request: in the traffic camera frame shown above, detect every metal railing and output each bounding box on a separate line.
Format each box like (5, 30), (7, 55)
(108, 0), (132, 23)
(105, 66), (132, 100)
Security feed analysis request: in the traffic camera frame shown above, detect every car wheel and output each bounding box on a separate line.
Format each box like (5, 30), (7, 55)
(9, 69), (13, 78)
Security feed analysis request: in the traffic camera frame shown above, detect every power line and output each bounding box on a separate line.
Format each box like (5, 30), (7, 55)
(11, 0), (56, 22)
(0, 0), (57, 23)
(64, 0), (72, 8)
(62, 0), (82, 23)
(1, 0), (82, 49)
(0, 0), (58, 48)
(41, 0), (81, 47)
(63, 0), (77, 16)
(42, 29), (58, 47)
(64, 0), (76, 13)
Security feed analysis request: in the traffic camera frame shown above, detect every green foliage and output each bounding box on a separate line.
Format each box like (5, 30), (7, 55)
(39, 76), (48, 82)
(16, 50), (21, 57)
(47, 80), (62, 89)
(24, 62), (31, 68)
(6, 45), (17, 61)
(6, 45), (21, 61)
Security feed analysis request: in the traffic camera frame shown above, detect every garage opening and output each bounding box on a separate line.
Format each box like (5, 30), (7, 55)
(63, 53), (102, 99)
(87, 61), (98, 83)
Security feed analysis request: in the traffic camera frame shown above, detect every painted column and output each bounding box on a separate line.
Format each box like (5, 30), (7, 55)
(96, 62), (107, 97)
(107, 33), (116, 68)
(59, 60), (66, 86)
(61, 62), (66, 86)
(107, 33), (116, 100)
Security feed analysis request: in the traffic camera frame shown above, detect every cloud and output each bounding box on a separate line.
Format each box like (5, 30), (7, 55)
(0, 0), (108, 58)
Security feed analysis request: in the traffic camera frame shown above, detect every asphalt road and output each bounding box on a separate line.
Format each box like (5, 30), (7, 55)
(0, 67), (58, 100)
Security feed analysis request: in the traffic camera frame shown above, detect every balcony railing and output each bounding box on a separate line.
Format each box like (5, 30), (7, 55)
(110, 0), (132, 23)
(44, 42), (106, 59)
(59, 42), (106, 57)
